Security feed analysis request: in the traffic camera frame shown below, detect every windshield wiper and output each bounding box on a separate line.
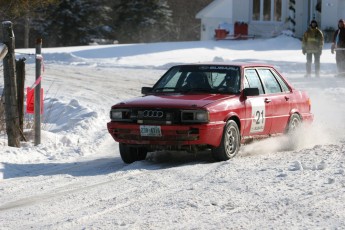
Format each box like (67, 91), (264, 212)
(153, 87), (177, 92)
(181, 88), (213, 93)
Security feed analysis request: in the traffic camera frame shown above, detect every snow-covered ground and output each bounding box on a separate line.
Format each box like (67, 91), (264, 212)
(1, 34), (345, 229)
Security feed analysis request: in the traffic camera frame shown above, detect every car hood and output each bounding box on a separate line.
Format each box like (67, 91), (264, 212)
(113, 94), (238, 109)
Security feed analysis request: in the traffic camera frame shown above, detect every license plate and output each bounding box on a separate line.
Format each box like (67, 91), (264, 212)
(140, 125), (162, 137)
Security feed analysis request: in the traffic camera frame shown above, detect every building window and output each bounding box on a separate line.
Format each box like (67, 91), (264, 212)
(253, 0), (260, 20)
(274, 0), (282, 21)
(252, 0), (282, 22)
(263, 0), (271, 21)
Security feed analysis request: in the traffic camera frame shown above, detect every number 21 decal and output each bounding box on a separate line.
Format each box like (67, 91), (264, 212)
(250, 99), (265, 133)
(255, 110), (264, 124)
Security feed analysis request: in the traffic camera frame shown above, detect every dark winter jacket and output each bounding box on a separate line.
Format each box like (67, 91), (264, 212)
(333, 27), (345, 48)
(302, 27), (324, 53)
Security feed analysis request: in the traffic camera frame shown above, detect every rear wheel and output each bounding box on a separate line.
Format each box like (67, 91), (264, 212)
(119, 143), (148, 164)
(286, 113), (302, 150)
(212, 120), (240, 161)
(286, 113), (301, 134)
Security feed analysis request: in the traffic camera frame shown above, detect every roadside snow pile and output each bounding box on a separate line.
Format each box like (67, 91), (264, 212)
(42, 98), (98, 133)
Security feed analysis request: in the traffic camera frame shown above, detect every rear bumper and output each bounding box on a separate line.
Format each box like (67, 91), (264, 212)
(301, 112), (314, 123)
(107, 121), (225, 147)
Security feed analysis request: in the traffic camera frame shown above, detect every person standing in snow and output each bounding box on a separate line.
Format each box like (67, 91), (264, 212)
(331, 19), (345, 76)
(302, 20), (324, 77)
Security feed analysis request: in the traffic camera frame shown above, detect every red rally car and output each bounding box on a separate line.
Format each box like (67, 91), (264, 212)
(107, 63), (313, 163)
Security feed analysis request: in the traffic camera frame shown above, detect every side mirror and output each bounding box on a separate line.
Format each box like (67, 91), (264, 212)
(141, 87), (152, 94)
(243, 87), (259, 97)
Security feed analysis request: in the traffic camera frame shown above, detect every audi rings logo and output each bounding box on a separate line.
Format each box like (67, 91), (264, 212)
(143, 110), (164, 118)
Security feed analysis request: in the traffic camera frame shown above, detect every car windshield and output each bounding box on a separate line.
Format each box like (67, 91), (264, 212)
(152, 65), (241, 94)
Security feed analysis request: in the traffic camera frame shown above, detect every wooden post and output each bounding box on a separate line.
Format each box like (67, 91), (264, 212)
(16, 58), (26, 139)
(2, 21), (20, 147)
(0, 43), (8, 60)
(34, 38), (42, 146)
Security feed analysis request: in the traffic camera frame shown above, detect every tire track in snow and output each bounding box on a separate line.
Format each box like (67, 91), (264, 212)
(0, 159), (226, 228)
(0, 153), (214, 211)
(54, 160), (231, 228)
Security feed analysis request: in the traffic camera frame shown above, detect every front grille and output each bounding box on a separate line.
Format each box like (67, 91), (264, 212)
(139, 120), (170, 125)
(135, 108), (180, 125)
(112, 108), (206, 125)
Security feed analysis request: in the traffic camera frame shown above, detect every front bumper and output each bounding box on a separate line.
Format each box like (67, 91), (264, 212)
(107, 121), (225, 147)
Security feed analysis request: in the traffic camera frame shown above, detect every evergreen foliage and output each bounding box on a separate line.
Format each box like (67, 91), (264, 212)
(34, 0), (113, 46)
(0, 0), (60, 47)
(0, 0), (213, 47)
(115, 0), (173, 43)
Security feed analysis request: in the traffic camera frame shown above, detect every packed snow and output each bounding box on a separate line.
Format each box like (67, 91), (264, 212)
(1, 34), (345, 229)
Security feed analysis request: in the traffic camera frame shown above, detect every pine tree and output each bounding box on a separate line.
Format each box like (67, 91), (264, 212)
(115, 0), (173, 43)
(35, 0), (113, 47)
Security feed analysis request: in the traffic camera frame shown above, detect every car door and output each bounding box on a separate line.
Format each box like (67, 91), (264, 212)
(256, 68), (291, 134)
(242, 68), (273, 136)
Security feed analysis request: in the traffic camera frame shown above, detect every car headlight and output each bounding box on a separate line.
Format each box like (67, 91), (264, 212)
(195, 111), (208, 121)
(111, 111), (123, 119)
(181, 110), (209, 123)
(110, 109), (132, 121)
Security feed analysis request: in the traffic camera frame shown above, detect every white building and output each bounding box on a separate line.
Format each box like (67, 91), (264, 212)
(196, 0), (345, 41)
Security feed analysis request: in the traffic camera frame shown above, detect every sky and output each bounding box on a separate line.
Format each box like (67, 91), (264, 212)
(1, 33), (345, 229)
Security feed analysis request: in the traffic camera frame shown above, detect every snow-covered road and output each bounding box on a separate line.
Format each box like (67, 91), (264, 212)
(1, 36), (345, 229)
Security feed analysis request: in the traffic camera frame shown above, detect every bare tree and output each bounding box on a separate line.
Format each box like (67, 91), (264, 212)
(167, 0), (213, 41)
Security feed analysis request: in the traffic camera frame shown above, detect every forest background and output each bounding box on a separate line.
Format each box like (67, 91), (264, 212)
(0, 0), (213, 48)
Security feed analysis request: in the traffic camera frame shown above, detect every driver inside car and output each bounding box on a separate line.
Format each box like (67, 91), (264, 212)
(183, 72), (211, 90)
(220, 69), (240, 93)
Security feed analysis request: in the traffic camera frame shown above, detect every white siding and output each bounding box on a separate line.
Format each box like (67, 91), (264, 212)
(322, 0), (339, 29)
(201, 0), (233, 19)
(197, 0), (345, 40)
(232, 0), (249, 22)
(294, 0), (309, 38)
(200, 18), (230, 40)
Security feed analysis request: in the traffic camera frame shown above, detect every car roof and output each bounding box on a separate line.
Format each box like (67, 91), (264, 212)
(175, 62), (275, 69)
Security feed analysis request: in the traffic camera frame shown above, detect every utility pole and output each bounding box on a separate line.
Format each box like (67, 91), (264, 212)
(34, 38), (42, 146)
(2, 21), (20, 147)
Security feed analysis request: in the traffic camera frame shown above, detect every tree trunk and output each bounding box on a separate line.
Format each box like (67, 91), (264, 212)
(24, 15), (30, 48)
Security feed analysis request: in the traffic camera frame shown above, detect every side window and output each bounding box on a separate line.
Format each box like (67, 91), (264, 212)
(244, 69), (264, 94)
(272, 70), (290, 92)
(257, 68), (282, 94)
(243, 76), (249, 89)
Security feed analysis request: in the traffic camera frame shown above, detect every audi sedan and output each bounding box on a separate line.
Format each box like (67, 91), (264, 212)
(107, 63), (313, 163)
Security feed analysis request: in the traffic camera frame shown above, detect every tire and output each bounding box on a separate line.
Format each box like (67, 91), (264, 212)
(286, 113), (301, 134)
(285, 113), (302, 150)
(119, 143), (148, 164)
(212, 120), (240, 161)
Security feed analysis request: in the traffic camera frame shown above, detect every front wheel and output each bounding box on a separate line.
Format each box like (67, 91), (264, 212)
(212, 120), (240, 161)
(119, 143), (148, 164)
